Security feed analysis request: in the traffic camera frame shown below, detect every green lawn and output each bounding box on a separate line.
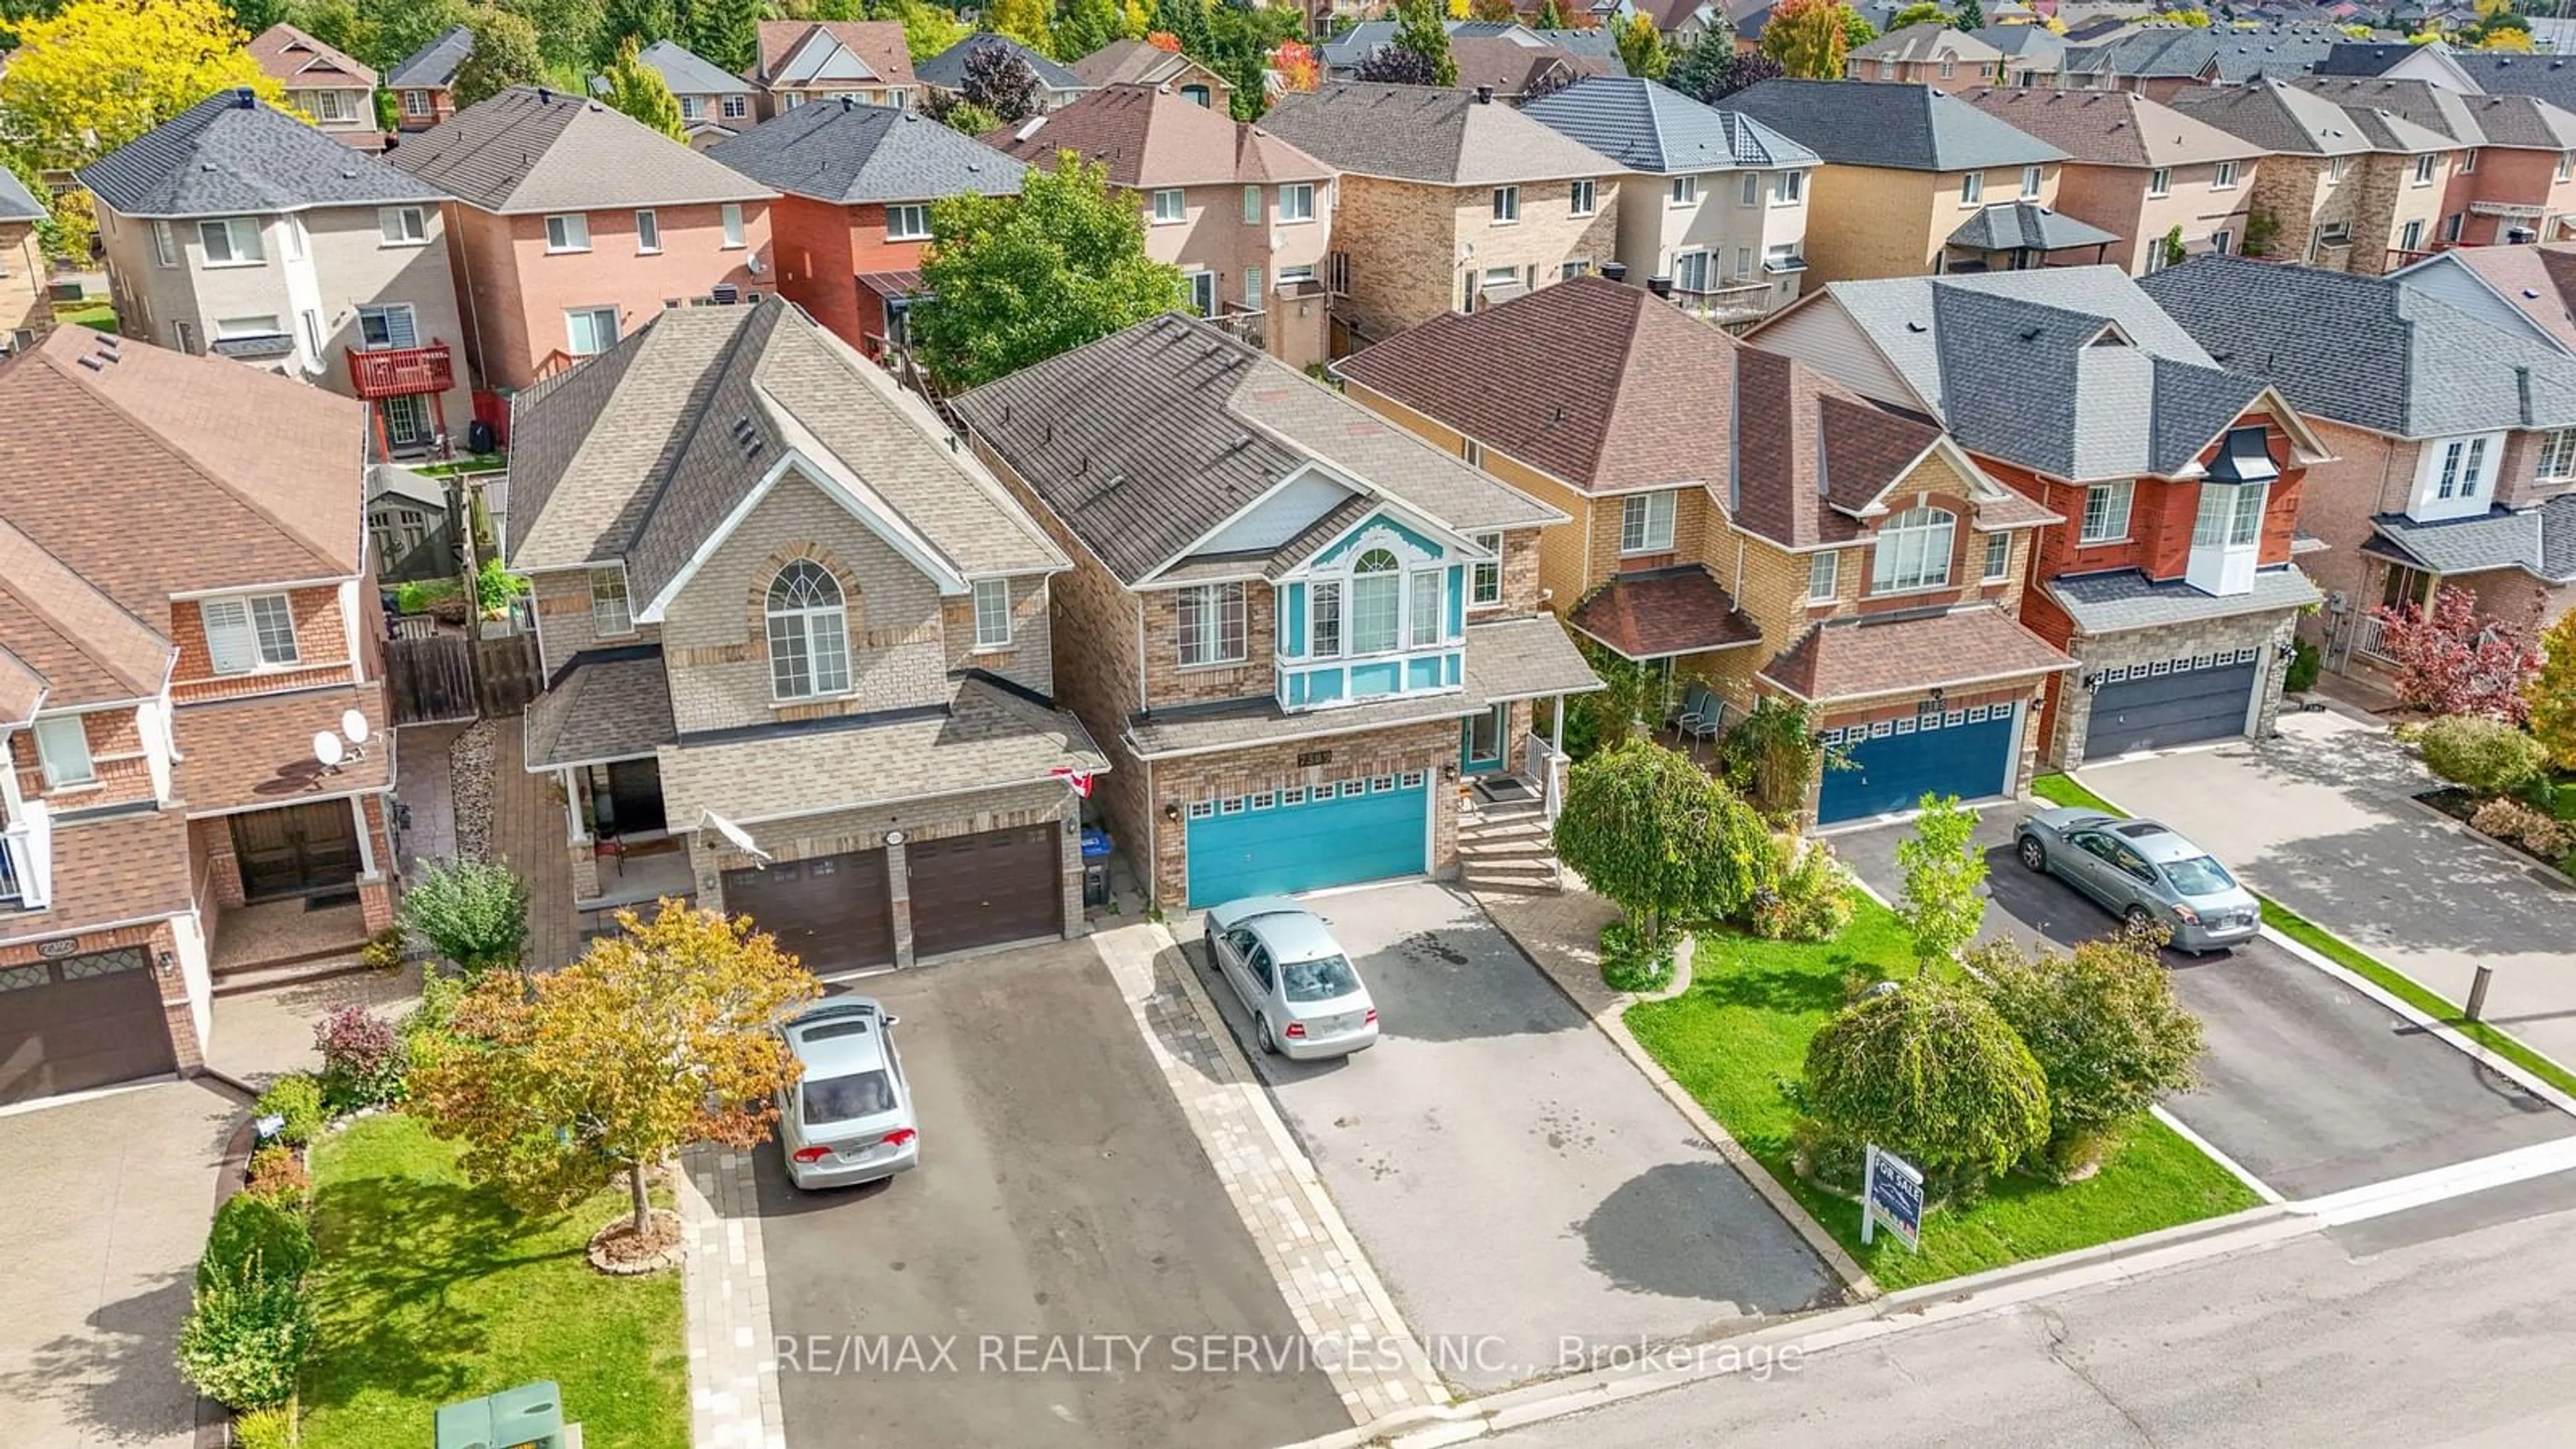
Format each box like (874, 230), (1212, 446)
(55, 303), (115, 331)
(299, 1115), (687, 1449)
(2031, 773), (2576, 1100)
(415, 455), (509, 476)
(1625, 894), (2260, 1293)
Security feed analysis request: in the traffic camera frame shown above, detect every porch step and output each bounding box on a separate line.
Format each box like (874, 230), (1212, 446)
(211, 934), (371, 977)
(1459, 813), (1550, 839)
(1458, 834), (1556, 859)
(1461, 857), (1562, 894)
(210, 953), (375, 998)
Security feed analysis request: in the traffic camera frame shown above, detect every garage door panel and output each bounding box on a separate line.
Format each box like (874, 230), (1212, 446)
(2088, 655), (2259, 758)
(0, 949), (178, 1106)
(907, 826), (1062, 959)
(1187, 775), (1429, 908)
(723, 850), (894, 975)
(1818, 706), (2018, 824)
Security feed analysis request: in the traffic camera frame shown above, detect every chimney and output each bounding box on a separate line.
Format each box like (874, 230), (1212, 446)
(1647, 274), (1673, 299)
(1474, 85), (1495, 104)
(1599, 260), (1628, 283)
(841, 95), (853, 111)
(538, 86), (553, 104)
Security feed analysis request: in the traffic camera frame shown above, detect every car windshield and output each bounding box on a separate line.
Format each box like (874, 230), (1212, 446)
(1280, 953), (1362, 1004)
(801, 1069), (896, 1126)
(2161, 855), (2237, 896)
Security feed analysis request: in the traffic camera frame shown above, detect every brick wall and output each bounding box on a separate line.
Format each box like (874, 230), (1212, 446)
(170, 586), (356, 702)
(1139, 578), (1279, 707)
(1341, 381), (1594, 610)
(1799, 164), (2068, 283)
(939, 574), (1055, 696)
(2351, 150), (2451, 274)
(11, 706), (156, 810)
(1144, 717), (1458, 908)
(530, 568), (664, 677)
(2461, 148), (2576, 246)
(453, 202), (775, 392)
(772, 195), (866, 347)
(2245, 157), (2330, 266)
(1330, 173), (1623, 341)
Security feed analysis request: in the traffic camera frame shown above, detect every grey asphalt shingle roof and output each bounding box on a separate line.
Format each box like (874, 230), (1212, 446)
(0, 164), (43, 223)
(2169, 77), (2450, 156)
(2140, 254), (2576, 437)
(711, 99), (1024, 204)
(388, 85), (775, 213)
(916, 34), (1089, 93)
(525, 646), (677, 767)
(2369, 500), (2576, 582)
(386, 25), (472, 90)
(1946, 201), (2121, 253)
(952, 313), (1557, 587)
(78, 89), (444, 217)
(1519, 77), (1819, 176)
(1255, 83), (1622, 186)
(2438, 52), (2576, 113)
(639, 39), (749, 97)
(2048, 565), (2322, 633)
(1724, 78), (2063, 172)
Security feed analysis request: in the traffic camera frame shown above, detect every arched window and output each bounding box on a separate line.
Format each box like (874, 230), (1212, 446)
(1349, 547), (1402, 655)
(1872, 506), (1956, 594)
(766, 561), (851, 700)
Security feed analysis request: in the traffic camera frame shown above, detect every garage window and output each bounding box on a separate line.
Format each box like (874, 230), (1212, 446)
(766, 561), (852, 700)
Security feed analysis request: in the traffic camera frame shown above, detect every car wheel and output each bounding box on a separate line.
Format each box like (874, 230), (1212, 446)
(2017, 836), (2047, 872)
(1255, 1012), (1281, 1055)
(2124, 904), (2156, 934)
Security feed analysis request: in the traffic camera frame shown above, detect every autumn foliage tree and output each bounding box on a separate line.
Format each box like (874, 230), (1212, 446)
(1669, 38), (1782, 102)
(1613, 13), (1668, 80)
(1761, 0), (1857, 78)
(602, 35), (686, 141)
(410, 902), (820, 1236)
(2528, 611), (2576, 771)
(2370, 584), (2544, 722)
(0, 0), (280, 172)
(1271, 38), (1320, 93)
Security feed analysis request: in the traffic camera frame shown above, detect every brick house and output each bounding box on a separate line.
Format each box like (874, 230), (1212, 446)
(387, 86), (777, 401)
(712, 99), (1025, 359)
(1255, 82), (1625, 347)
(1067, 38), (1230, 113)
(952, 313), (1597, 909)
(504, 302), (1103, 971)
(1342, 276), (2074, 826)
(2168, 78), (2457, 275)
(749, 20), (916, 118)
(80, 91), (470, 460)
(0, 330), (395, 1106)
(249, 23), (380, 148)
(986, 85), (1338, 370)
(1959, 87), (2265, 277)
(915, 35), (1093, 115)
(0, 165), (48, 356)
(639, 39), (761, 149)
(386, 25), (471, 134)
(1846, 25), (2006, 91)
(2142, 254), (2576, 688)
(1758, 266), (2333, 767)
(2292, 78), (2576, 252)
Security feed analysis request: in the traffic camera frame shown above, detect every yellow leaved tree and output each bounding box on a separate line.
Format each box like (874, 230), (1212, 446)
(0, 0), (283, 173)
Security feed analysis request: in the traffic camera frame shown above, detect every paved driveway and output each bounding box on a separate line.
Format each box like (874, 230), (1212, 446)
(2074, 708), (2576, 1069)
(0, 1081), (238, 1449)
(756, 939), (1347, 1449)
(1186, 882), (1836, 1393)
(1836, 812), (2574, 1199)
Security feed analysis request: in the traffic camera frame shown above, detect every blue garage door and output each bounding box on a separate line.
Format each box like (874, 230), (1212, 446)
(1185, 771), (1430, 908)
(1817, 703), (2019, 824)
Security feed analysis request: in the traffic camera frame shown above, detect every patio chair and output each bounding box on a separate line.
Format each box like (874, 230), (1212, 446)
(1674, 685), (1724, 756)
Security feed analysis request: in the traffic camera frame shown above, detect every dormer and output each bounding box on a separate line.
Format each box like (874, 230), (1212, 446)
(2404, 430), (2506, 523)
(1271, 503), (1483, 712)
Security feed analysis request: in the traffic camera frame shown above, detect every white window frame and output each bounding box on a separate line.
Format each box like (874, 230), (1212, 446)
(1772, 169), (1803, 204)
(971, 578), (1012, 649)
(1570, 178), (1597, 216)
(1492, 185), (1519, 223)
(1806, 549), (1838, 602)
(202, 594), (301, 675)
(2192, 480), (2265, 548)
(358, 303), (417, 351)
(2080, 480), (2133, 543)
(34, 715), (95, 789)
(2147, 166), (2171, 197)
(1939, 58), (1956, 80)
(1982, 530), (2013, 582)
(1871, 505), (1955, 594)
(1962, 172), (1985, 206)
(566, 306), (620, 357)
(634, 208), (661, 254)
(378, 206), (427, 245)
(2400, 218), (2425, 254)
(1277, 182), (1315, 223)
(215, 314), (284, 341)
(1176, 582), (1248, 667)
(765, 561), (851, 700)
(1243, 185), (1262, 224)
(403, 89), (431, 117)
(2329, 155), (2351, 183)
(2436, 436), (2493, 500)
(545, 213), (590, 253)
(2537, 427), (2576, 482)
(1741, 172), (1761, 206)
(1669, 174), (1698, 206)
(2460, 150), (2477, 174)
(589, 568), (633, 638)
(1470, 532), (1503, 607)
(199, 217), (265, 266)
(1619, 491), (1676, 553)
(300, 309), (324, 360)
(2413, 152), (2438, 186)
(720, 203), (746, 249)
(2212, 158), (2239, 190)
(679, 94), (706, 121)
(1406, 569), (1442, 649)
(1309, 578), (1342, 657)
(2562, 151), (2575, 183)
(152, 220), (178, 268)
(310, 89), (350, 122)
(2020, 164), (2043, 200)
(885, 203), (930, 241)
(722, 94), (749, 119)
(1151, 188), (1186, 225)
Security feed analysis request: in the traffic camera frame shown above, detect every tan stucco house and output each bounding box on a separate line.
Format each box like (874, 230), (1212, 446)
(1960, 87), (2265, 276)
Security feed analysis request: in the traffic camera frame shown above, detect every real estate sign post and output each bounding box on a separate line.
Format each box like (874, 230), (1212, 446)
(1862, 1142), (1925, 1252)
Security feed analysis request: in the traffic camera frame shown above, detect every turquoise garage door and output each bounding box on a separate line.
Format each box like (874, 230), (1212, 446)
(1817, 702), (2019, 825)
(1185, 771), (1430, 908)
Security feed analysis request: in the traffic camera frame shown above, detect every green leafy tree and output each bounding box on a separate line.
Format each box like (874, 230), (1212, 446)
(1803, 977), (2050, 1191)
(687, 0), (759, 72)
(1056, 0), (1126, 59)
(1558, 633), (1660, 759)
(986, 0), (1053, 52)
(1551, 739), (1774, 950)
(2528, 612), (2576, 772)
(1760, 0), (1853, 77)
(928, 95), (1000, 133)
(1841, 9), (1876, 50)
(0, 0), (282, 172)
(1536, 0), (1566, 25)
(911, 153), (1186, 388)
(398, 857), (530, 977)
(1201, 1), (1299, 120)
(2416, 712), (2551, 797)
(1717, 695), (1832, 820)
(495, 0), (601, 69)
(886, 0), (969, 60)
(598, 0), (678, 58)
(353, 0), (471, 72)
(1953, 0), (1980, 28)
(286, 0), (368, 56)
(451, 2), (545, 107)
(1968, 930), (2202, 1176)
(602, 35), (686, 138)
(2161, 223), (2187, 269)
(1150, 0), (1210, 56)
(1888, 1), (1949, 26)
(1668, 36), (1780, 101)
(1386, 0), (1455, 85)
(1613, 12), (1667, 78)
(1894, 794), (1986, 972)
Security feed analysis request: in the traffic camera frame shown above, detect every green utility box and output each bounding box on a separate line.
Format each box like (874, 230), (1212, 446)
(434, 1381), (574, 1449)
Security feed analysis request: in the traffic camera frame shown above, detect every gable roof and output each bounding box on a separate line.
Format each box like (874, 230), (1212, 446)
(506, 303), (1062, 603)
(916, 34), (1089, 94)
(639, 40), (751, 98)
(2398, 243), (2576, 354)
(1254, 82), (1621, 186)
(2167, 76), (2442, 156)
(1069, 38), (1212, 90)
(0, 163), (44, 223)
(2140, 254), (2576, 438)
(388, 86), (775, 213)
(754, 20), (916, 90)
(713, 99), (1025, 204)
(2369, 496), (2576, 584)
(981, 84), (1329, 189)
(1946, 200), (2121, 253)
(1446, 36), (1615, 97)
(2298, 76), (2576, 152)
(951, 313), (1558, 587)
(0, 515), (175, 710)
(1849, 23), (2006, 65)
(1974, 23), (2070, 62)
(2414, 50), (2576, 112)
(79, 89), (443, 218)
(1725, 78), (2063, 172)
(248, 23), (375, 90)
(386, 25), (473, 91)
(1519, 76), (1819, 175)
(1955, 86), (2265, 168)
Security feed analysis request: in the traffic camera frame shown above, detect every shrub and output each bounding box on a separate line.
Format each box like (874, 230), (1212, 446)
(314, 1006), (405, 1112)
(1966, 933), (2204, 1179)
(176, 1271), (315, 1411)
(252, 1075), (324, 1148)
(399, 859), (529, 977)
(2473, 796), (2571, 858)
(2419, 714), (2550, 797)
(197, 1193), (315, 1293)
(1753, 835), (1851, 942)
(1894, 796), (1986, 972)
(241, 1146), (309, 1211)
(1718, 697), (1828, 820)
(360, 926), (406, 973)
(1554, 739), (1774, 949)
(2284, 637), (2321, 694)
(1597, 917), (1673, 994)
(1801, 977), (2049, 1199)
(232, 1404), (298, 1449)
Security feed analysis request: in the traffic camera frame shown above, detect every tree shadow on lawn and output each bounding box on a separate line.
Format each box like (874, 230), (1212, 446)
(1682, 943), (1874, 1018)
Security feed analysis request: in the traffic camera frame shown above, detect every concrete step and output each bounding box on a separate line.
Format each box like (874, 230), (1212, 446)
(210, 954), (374, 998)
(1458, 836), (1555, 859)
(1463, 857), (1560, 886)
(1464, 872), (1561, 896)
(1459, 816), (1552, 841)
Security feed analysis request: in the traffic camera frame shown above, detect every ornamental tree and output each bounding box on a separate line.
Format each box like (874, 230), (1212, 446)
(1669, 39), (1782, 102)
(1614, 13), (1668, 80)
(1761, 0), (1856, 78)
(2528, 611), (2576, 771)
(961, 36), (1043, 122)
(602, 36), (686, 141)
(451, 3), (545, 107)
(1355, 40), (1442, 84)
(1803, 977), (2050, 1189)
(0, 0), (280, 172)
(1552, 739), (1774, 950)
(1953, 0), (1982, 29)
(410, 902), (820, 1236)
(1271, 38), (1320, 93)
(2369, 584), (2544, 722)
(1386, 0), (1456, 86)
(1894, 794), (1987, 973)
(1968, 930), (2203, 1176)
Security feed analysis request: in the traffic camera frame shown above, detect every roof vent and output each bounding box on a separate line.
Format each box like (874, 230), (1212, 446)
(236, 87), (257, 109)
(538, 87), (553, 104)
(841, 95), (853, 111)
(76, 355), (102, 371)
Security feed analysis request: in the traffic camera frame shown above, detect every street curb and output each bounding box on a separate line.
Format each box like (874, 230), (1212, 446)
(2390, 790), (2576, 894)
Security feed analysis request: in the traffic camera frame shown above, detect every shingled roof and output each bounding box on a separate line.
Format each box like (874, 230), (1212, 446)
(1725, 78), (2064, 172)
(386, 25), (472, 91)
(753, 20), (916, 89)
(1955, 87), (2264, 168)
(981, 84), (1329, 189)
(916, 34), (1089, 95)
(714, 98), (1024, 204)
(248, 22), (375, 90)
(1519, 76), (1819, 176)
(80, 89), (443, 218)
(389, 85), (776, 213)
(0, 164), (45, 223)
(1256, 82), (1621, 186)
(2168, 77), (2451, 156)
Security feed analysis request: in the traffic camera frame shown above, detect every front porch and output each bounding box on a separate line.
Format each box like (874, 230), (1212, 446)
(207, 894), (371, 995)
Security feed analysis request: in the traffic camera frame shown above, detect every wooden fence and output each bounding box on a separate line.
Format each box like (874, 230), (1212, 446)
(473, 633), (543, 717)
(383, 631), (544, 724)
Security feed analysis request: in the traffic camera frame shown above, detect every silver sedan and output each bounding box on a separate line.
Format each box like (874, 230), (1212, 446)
(2013, 808), (2263, 954)
(775, 998), (920, 1190)
(1203, 896), (1380, 1061)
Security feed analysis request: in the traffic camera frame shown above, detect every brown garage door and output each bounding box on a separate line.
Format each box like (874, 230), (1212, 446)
(0, 948), (179, 1105)
(721, 849), (894, 975)
(906, 826), (1062, 959)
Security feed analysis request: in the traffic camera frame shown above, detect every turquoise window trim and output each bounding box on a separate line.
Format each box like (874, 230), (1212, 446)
(1444, 565), (1464, 637)
(1349, 660), (1401, 698)
(1309, 508), (1450, 569)
(1281, 582), (1305, 659)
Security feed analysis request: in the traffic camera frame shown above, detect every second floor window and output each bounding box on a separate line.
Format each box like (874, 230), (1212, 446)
(2414, 153), (2438, 185)
(722, 95), (749, 119)
(2148, 167), (2171, 197)
(1278, 183), (1315, 222)
(200, 217), (264, 266)
(1177, 582), (1247, 666)
(973, 578), (1012, 649)
(1407, 570), (1442, 648)
(1670, 174), (1698, 205)
(1774, 170), (1803, 204)
(1619, 491), (1675, 553)
(2020, 164), (2043, 199)
(1471, 532), (1502, 606)
(1984, 530), (2014, 582)
(1807, 549), (1838, 602)
(203, 594), (300, 675)
(359, 303), (417, 350)
(2080, 480), (2133, 543)
(404, 90), (431, 117)
(566, 307), (619, 356)
(1350, 550), (1402, 654)
(680, 95), (705, 121)
(1152, 189), (1186, 225)
(153, 221), (179, 268)
(886, 204), (930, 241)
(1872, 505), (1954, 593)
(766, 561), (851, 700)
(635, 209), (661, 254)
(721, 204), (747, 248)
(2538, 427), (2576, 481)
(590, 568), (632, 637)
(379, 207), (427, 245)
(545, 213), (590, 252)
(1493, 185), (1519, 223)
(2213, 159), (2239, 189)
(2436, 436), (2491, 499)
(1310, 579), (1342, 657)
(1571, 178), (1597, 216)
(34, 715), (94, 789)
(2194, 481), (2265, 549)
(1962, 172), (1984, 206)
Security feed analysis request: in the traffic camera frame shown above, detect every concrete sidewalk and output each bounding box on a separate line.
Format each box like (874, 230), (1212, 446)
(2074, 708), (2576, 1069)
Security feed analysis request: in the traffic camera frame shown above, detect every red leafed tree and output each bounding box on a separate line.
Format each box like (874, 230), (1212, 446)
(1271, 40), (1320, 92)
(2369, 584), (2544, 722)
(1147, 30), (1183, 50)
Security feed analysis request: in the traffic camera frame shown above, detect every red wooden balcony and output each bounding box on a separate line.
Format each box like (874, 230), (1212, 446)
(347, 342), (454, 398)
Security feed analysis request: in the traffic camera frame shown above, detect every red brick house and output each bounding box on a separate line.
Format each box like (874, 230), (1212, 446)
(749, 20), (918, 117)
(386, 25), (471, 134)
(0, 330), (394, 1106)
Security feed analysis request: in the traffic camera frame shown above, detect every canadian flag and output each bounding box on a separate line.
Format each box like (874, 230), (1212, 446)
(1051, 767), (1095, 798)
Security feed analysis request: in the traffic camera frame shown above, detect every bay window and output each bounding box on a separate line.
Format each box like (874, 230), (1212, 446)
(1348, 550), (1401, 655)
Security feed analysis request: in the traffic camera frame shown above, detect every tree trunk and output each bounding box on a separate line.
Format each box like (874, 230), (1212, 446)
(628, 1159), (651, 1235)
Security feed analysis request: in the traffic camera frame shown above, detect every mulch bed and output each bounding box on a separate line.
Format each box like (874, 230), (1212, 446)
(2416, 787), (2571, 874)
(587, 1208), (685, 1276)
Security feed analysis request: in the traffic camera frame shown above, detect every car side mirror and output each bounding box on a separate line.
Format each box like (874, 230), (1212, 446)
(881, 1013), (900, 1028)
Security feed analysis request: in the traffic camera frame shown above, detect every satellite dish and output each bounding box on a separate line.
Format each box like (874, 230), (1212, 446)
(341, 709), (370, 745)
(313, 731), (344, 768)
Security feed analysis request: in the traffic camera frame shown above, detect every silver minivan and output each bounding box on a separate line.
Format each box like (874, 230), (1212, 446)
(775, 998), (920, 1190)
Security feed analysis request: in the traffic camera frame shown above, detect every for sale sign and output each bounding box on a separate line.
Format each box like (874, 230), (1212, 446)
(1862, 1144), (1924, 1252)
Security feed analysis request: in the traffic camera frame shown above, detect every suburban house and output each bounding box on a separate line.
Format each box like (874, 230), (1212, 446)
(2292, 77), (2576, 251)
(1445, 35), (1615, 103)
(1256, 82), (1624, 346)
(1983, 23), (2070, 89)
(2142, 255), (2576, 688)
(985, 85), (1338, 369)
(504, 301), (1105, 971)
(79, 90), (472, 460)
(713, 98), (1024, 360)
(2392, 241), (2576, 353)
(386, 25), (471, 133)
(1725, 79), (2112, 282)
(637, 39), (760, 149)
(1316, 18), (1629, 82)
(2167, 78), (2456, 274)
(1340, 276), (2074, 825)
(2312, 40), (2483, 91)
(1069, 38), (1230, 112)
(0, 164), (46, 355)
(916, 34), (1092, 115)
(0, 329), (396, 1106)
(1959, 87), (2265, 276)
(749, 20), (917, 117)
(1846, 25), (2006, 91)
(386, 86), (777, 398)
(951, 313), (1597, 908)
(2057, 22), (2349, 100)
(1519, 76), (1820, 329)
(248, 23), (380, 148)
(1755, 266), (2332, 767)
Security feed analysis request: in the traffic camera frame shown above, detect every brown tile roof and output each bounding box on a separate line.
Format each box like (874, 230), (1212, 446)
(983, 84), (1330, 189)
(172, 682), (391, 813)
(1564, 567), (1763, 661)
(1447, 37), (1613, 97)
(1956, 86), (2264, 168)
(1069, 38), (1208, 91)
(2435, 244), (2576, 355)
(754, 20), (916, 89)
(248, 23), (376, 90)
(390, 87), (777, 213)
(0, 808), (194, 945)
(1758, 605), (2073, 705)
(0, 517), (173, 710)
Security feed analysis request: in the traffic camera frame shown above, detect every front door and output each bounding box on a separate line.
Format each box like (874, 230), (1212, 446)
(1462, 702), (1508, 774)
(230, 800), (364, 900)
(601, 758), (666, 836)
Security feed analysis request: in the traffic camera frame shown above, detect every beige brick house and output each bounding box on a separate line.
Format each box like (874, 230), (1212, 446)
(504, 302), (1102, 973)
(0, 330), (396, 1106)
(0, 165), (48, 356)
(2170, 78), (2456, 275)
(749, 20), (917, 117)
(1068, 38), (1230, 113)
(1960, 87), (2265, 276)
(953, 313), (1597, 908)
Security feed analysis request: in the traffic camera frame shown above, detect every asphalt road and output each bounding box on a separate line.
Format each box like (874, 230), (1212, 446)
(1833, 809), (2573, 1199)
(756, 939), (1348, 1449)
(1186, 881), (1837, 1393)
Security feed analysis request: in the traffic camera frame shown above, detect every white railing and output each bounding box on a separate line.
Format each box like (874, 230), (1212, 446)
(1522, 731), (1567, 824)
(2355, 612), (2395, 661)
(1670, 282), (1776, 326)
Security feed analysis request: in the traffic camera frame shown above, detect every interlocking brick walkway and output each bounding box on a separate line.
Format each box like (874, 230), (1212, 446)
(680, 1144), (784, 1449)
(486, 718), (580, 971)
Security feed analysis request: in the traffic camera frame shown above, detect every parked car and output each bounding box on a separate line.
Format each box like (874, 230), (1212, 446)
(1203, 896), (1380, 1060)
(2013, 808), (2261, 954)
(776, 997), (920, 1189)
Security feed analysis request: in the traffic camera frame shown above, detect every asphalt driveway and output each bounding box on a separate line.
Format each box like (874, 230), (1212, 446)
(755, 938), (1347, 1449)
(1835, 810), (2575, 1200)
(0, 1080), (239, 1449)
(1185, 881), (1837, 1393)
